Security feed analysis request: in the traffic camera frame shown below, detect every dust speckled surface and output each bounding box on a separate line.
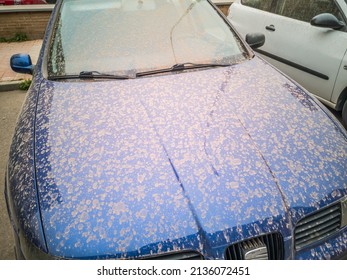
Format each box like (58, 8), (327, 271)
(5, 0), (347, 260)
(8, 56), (347, 259)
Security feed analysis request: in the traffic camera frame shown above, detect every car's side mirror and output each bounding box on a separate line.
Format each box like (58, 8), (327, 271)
(311, 13), (346, 30)
(10, 54), (34, 75)
(245, 33), (265, 49)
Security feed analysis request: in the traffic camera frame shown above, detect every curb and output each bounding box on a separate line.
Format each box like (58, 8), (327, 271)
(0, 81), (22, 92)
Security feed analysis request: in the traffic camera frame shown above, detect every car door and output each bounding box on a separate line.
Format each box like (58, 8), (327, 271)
(229, 0), (347, 106)
(228, 0), (273, 40)
(331, 0), (347, 107)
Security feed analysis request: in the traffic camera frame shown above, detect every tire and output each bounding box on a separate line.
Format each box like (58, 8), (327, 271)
(342, 100), (347, 128)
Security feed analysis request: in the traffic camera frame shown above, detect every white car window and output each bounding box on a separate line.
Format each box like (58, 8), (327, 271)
(280, 0), (343, 23)
(241, 0), (274, 12)
(242, 0), (344, 24)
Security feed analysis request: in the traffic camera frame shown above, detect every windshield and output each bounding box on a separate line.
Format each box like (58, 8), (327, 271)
(48, 0), (247, 77)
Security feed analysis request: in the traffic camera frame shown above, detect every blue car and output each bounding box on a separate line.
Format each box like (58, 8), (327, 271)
(5, 0), (347, 260)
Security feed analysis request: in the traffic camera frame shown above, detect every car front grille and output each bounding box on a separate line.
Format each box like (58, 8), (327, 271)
(225, 233), (284, 260)
(142, 250), (204, 260)
(294, 203), (341, 250)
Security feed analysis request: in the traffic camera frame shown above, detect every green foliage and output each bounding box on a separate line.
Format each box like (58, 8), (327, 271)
(0, 32), (28, 43)
(19, 79), (32, 91)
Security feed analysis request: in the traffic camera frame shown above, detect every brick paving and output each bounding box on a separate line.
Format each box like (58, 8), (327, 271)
(0, 39), (42, 83)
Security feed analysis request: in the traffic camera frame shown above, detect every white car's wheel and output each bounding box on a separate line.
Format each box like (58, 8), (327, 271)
(342, 100), (347, 128)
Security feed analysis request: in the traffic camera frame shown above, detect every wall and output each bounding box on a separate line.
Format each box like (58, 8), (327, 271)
(0, 11), (52, 39)
(0, 5), (53, 40)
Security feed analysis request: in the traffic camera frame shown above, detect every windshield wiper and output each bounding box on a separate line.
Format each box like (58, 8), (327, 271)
(79, 71), (132, 79)
(136, 62), (230, 77)
(49, 71), (132, 80)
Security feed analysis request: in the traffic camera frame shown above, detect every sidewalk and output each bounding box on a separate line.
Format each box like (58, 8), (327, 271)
(0, 39), (42, 91)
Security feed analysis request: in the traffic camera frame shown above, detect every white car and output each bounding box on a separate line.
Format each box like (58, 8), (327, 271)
(228, 0), (347, 126)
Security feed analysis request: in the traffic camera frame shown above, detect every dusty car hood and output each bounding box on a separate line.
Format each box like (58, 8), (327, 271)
(34, 57), (347, 258)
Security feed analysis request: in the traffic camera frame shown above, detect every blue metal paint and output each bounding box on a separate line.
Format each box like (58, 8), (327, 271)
(28, 58), (346, 258)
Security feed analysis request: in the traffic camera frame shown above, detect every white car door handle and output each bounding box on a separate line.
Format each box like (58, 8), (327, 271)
(266, 25), (276, 31)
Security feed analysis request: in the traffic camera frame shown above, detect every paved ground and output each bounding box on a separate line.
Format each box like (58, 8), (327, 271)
(0, 40), (41, 259)
(0, 90), (27, 260)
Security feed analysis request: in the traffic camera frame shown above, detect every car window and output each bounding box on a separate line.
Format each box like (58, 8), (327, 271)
(241, 0), (274, 12)
(242, 0), (344, 23)
(48, 0), (246, 77)
(279, 0), (343, 22)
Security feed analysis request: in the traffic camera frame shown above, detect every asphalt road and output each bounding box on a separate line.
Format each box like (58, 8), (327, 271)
(0, 89), (346, 260)
(0, 90), (26, 260)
